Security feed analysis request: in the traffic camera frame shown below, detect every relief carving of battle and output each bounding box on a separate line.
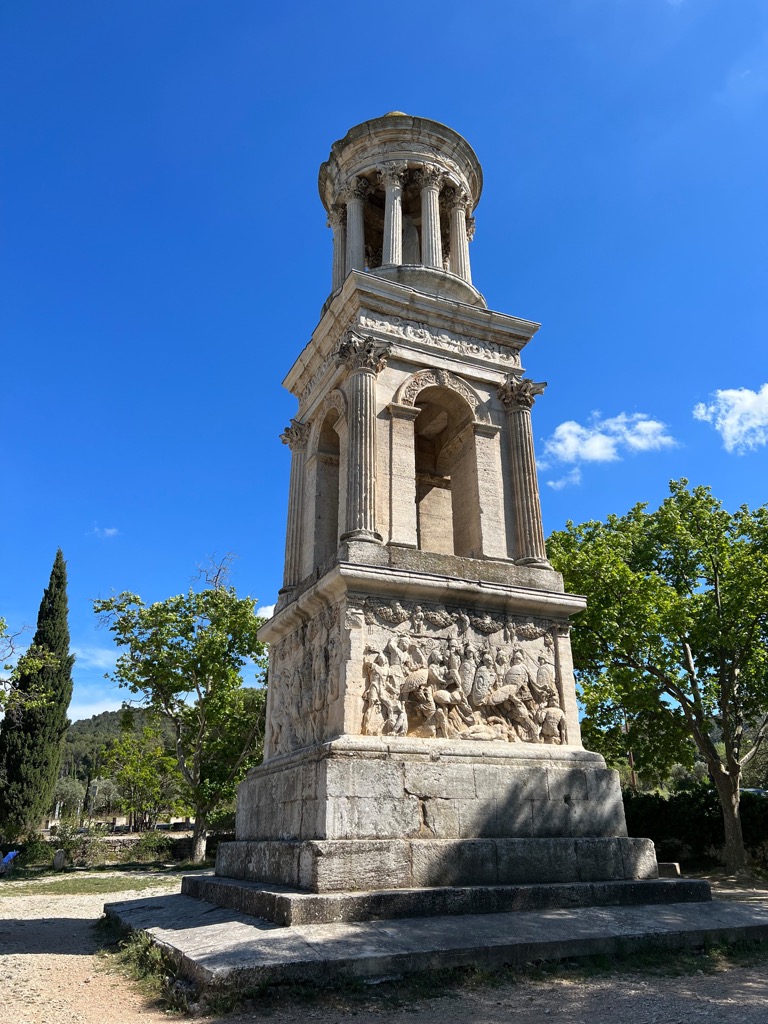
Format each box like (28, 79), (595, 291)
(359, 598), (567, 745)
(267, 602), (343, 756)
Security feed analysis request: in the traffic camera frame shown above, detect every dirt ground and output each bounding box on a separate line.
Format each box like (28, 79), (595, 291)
(2, 872), (768, 1024)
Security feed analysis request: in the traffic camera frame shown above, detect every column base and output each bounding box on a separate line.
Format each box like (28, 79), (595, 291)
(339, 529), (383, 543)
(515, 556), (553, 569)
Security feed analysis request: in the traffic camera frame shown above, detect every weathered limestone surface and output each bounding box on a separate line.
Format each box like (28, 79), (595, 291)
(220, 114), (666, 899)
(182, 875), (709, 926)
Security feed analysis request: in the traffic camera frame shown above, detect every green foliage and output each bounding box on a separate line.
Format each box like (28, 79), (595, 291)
(93, 572), (267, 862)
(129, 830), (173, 862)
(52, 775), (86, 819)
(0, 550), (75, 840)
(102, 725), (184, 831)
(549, 481), (768, 873)
(50, 821), (110, 866)
(624, 789), (768, 868)
(17, 834), (53, 868)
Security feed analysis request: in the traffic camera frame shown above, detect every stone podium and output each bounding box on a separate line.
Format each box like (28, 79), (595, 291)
(208, 113), (662, 914)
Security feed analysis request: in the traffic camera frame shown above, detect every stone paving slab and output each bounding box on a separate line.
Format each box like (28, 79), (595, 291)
(105, 893), (768, 990)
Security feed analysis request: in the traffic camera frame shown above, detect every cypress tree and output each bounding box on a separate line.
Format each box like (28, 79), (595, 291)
(0, 549), (74, 839)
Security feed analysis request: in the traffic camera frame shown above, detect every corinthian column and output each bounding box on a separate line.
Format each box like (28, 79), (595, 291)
(279, 419), (311, 587)
(378, 162), (407, 265)
(498, 376), (551, 568)
(343, 178), (372, 274)
(336, 330), (390, 542)
(327, 204), (347, 292)
(418, 164), (444, 269)
(445, 187), (472, 283)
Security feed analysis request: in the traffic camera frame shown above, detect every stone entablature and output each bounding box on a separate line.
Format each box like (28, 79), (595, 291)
(284, 271), (540, 413)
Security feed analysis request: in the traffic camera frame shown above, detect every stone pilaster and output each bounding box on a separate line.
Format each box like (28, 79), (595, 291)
(418, 164), (444, 269)
(343, 178), (372, 274)
(336, 331), (390, 542)
(387, 402), (420, 547)
(378, 163), (407, 266)
(498, 376), (551, 568)
(327, 205), (347, 292)
(279, 419), (311, 588)
(445, 187), (472, 283)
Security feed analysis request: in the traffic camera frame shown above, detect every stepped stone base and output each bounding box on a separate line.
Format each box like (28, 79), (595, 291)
(215, 836), (658, 894)
(105, 893), (768, 991)
(182, 874), (711, 926)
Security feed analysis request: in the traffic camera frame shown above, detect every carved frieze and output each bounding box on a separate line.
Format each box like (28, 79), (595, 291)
(358, 597), (567, 745)
(267, 602), (342, 757)
(357, 314), (521, 367)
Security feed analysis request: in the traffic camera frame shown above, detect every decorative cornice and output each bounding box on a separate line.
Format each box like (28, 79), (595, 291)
(498, 376), (547, 411)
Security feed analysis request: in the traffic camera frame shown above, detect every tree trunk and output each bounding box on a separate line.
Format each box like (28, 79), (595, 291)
(191, 817), (208, 864)
(713, 770), (749, 875)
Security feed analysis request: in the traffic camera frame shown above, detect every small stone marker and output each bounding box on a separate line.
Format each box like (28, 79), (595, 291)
(53, 848), (66, 871)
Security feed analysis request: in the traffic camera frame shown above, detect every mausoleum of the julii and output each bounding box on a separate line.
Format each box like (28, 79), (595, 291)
(214, 113), (658, 896)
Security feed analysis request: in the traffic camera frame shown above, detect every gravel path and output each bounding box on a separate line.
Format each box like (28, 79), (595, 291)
(2, 872), (768, 1023)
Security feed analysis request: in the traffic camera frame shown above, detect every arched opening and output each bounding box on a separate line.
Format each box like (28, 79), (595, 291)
(413, 386), (482, 557)
(313, 409), (341, 567)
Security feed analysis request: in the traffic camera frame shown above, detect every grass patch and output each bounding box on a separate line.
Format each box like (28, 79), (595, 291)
(0, 872), (179, 898)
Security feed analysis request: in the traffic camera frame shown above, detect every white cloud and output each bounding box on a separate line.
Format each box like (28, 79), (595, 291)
(693, 384), (768, 453)
(547, 468), (582, 491)
(89, 524), (120, 539)
(258, 603), (276, 620)
(73, 646), (117, 670)
(543, 412), (677, 465)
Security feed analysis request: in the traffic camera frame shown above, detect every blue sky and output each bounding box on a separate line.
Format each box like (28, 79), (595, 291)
(2, 0), (767, 721)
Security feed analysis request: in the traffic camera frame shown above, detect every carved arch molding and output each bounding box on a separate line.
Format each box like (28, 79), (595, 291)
(393, 368), (491, 424)
(308, 388), (348, 456)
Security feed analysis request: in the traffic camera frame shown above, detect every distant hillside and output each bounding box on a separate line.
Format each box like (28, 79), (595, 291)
(63, 707), (174, 783)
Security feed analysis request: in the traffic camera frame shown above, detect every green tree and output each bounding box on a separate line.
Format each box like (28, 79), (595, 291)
(0, 550), (75, 840)
(94, 571), (267, 862)
(102, 725), (183, 831)
(52, 775), (86, 820)
(548, 481), (768, 875)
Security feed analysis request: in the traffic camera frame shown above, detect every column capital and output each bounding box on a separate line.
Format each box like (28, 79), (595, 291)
(466, 215), (477, 241)
(335, 329), (391, 375)
(498, 376), (547, 411)
(340, 176), (374, 204)
(326, 203), (346, 230)
(280, 419), (311, 451)
(377, 161), (408, 189)
(441, 185), (471, 213)
(416, 162), (445, 191)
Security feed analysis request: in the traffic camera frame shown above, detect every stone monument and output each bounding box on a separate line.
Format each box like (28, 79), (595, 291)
(210, 113), (660, 907)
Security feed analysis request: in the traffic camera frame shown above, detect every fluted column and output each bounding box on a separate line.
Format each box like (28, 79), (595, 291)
(419, 164), (444, 269)
(445, 187), (472, 283)
(498, 376), (551, 568)
(343, 178), (371, 274)
(279, 419), (311, 588)
(327, 204), (347, 292)
(336, 330), (390, 542)
(378, 162), (407, 265)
